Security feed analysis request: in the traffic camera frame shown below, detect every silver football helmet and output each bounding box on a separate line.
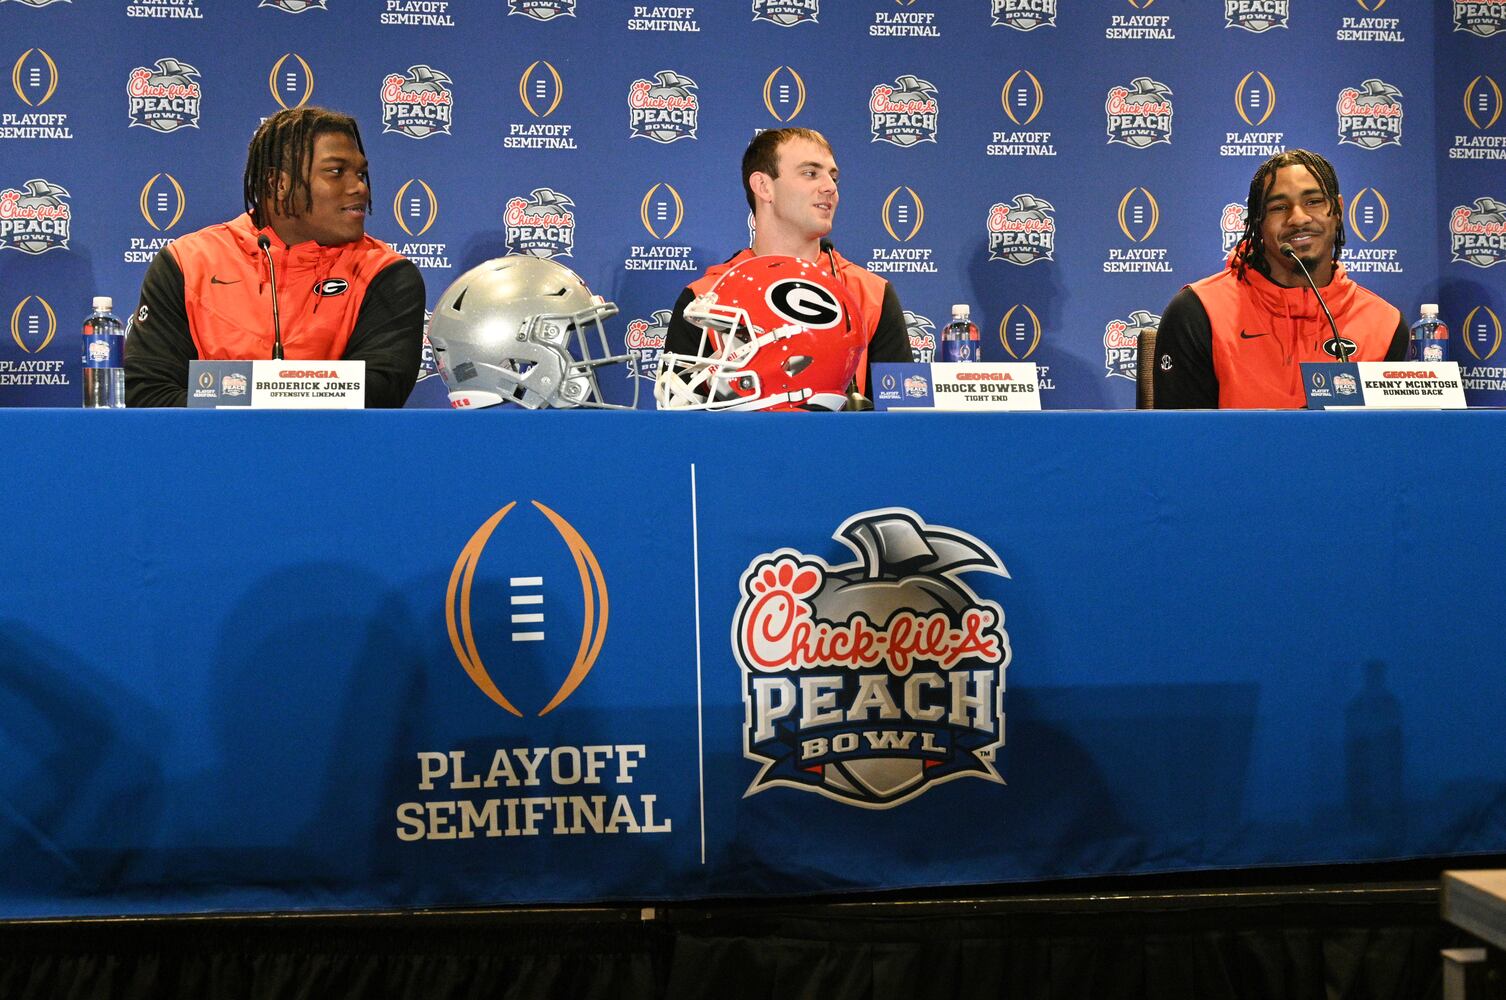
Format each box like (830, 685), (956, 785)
(427, 256), (637, 409)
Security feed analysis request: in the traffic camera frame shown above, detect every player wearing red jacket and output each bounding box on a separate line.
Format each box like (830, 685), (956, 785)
(126, 107), (424, 408)
(1153, 149), (1406, 409)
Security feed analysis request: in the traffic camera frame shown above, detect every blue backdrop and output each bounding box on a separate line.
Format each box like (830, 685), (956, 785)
(1, 410), (1504, 918)
(1, 0), (1503, 409)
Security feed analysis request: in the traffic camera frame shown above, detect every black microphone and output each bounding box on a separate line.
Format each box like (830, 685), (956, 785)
(820, 239), (869, 409)
(257, 233), (285, 361)
(819, 237), (838, 279)
(1279, 242), (1348, 362)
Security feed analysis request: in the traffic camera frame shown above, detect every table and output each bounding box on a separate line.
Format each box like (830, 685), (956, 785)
(3, 409), (1503, 918)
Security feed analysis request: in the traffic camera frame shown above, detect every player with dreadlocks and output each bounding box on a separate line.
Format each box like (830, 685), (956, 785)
(1152, 149), (1406, 408)
(126, 106), (424, 407)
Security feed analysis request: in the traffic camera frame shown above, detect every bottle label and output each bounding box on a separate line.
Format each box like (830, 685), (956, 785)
(82, 325), (123, 368)
(941, 322), (981, 363)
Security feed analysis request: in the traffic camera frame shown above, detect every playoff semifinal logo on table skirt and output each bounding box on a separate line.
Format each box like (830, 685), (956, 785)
(445, 500), (608, 718)
(734, 508), (1012, 809)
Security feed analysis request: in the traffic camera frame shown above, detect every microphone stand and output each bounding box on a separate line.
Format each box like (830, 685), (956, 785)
(257, 234), (285, 361)
(1280, 242), (1347, 362)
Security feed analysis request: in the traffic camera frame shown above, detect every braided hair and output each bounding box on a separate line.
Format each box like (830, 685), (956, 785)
(243, 107), (369, 228)
(1233, 148), (1345, 280)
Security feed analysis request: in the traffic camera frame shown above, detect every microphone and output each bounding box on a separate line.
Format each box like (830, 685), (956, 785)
(1279, 242), (1348, 362)
(257, 233), (285, 361)
(819, 237), (838, 279)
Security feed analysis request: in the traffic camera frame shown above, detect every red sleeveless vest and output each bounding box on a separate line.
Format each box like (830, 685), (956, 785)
(168, 213), (403, 361)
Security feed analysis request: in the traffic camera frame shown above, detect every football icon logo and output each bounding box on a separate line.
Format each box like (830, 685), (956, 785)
(999, 304), (1042, 359)
(9, 295), (57, 353)
(445, 500), (608, 718)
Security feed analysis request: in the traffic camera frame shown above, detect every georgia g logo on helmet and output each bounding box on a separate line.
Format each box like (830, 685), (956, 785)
(765, 278), (844, 330)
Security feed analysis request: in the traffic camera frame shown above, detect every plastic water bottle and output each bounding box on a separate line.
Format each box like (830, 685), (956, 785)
(940, 304), (980, 363)
(1406, 303), (1449, 363)
(82, 296), (126, 408)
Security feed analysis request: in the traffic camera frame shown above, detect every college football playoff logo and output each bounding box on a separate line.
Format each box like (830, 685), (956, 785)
(1001, 70), (1044, 126)
(139, 173), (186, 232)
(1465, 75), (1503, 131)
(1463, 306), (1504, 361)
(763, 66), (806, 122)
(881, 186), (924, 242)
(999, 304), (1042, 359)
(259, 0), (328, 10)
(1117, 187), (1159, 243)
(519, 61), (564, 118)
(268, 53), (314, 110)
(446, 500), (607, 717)
(9, 294), (57, 353)
(640, 183), (685, 240)
(393, 178), (439, 238)
(736, 508), (1011, 808)
(1347, 188), (1390, 243)
(11, 48), (58, 106)
(1235, 71), (1276, 126)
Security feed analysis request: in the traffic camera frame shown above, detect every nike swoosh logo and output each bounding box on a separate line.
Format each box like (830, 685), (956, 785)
(209, 276), (241, 285)
(1238, 330), (1269, 339)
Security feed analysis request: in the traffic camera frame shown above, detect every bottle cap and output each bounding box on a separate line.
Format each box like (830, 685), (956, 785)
(92, 296), (112, 312)
(951, 304), (970, 319)
(1420, 303), (1438, 317)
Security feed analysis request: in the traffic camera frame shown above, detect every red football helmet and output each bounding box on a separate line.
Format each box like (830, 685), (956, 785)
(654, 255), (866, 411)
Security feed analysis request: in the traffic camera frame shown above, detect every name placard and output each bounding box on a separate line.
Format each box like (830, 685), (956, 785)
(872, 362), (1041, 411)
(188, 360), (366, 409)
(1301, 362), (1466, 409)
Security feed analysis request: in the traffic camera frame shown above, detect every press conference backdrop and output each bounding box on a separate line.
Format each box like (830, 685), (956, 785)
(0, 0), (1503, 410)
